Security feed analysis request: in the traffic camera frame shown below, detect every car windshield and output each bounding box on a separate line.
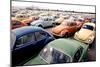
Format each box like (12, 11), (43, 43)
(40, 47), (71, 64)
(83, 25), (94, 30)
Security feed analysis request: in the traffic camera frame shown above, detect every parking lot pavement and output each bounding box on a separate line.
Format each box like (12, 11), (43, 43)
(45, 27), (96, 61)
(88, 39), (96, 61)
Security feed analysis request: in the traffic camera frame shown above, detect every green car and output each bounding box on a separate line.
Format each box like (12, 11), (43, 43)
(24, 38), (89, 65)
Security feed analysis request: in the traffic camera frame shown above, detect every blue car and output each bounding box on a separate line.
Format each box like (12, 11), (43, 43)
(11, 26), (55, 66)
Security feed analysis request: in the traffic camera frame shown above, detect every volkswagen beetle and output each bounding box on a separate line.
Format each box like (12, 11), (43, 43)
(24, 38), (88, 65)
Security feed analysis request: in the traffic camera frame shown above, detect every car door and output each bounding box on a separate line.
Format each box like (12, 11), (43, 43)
(43, 18), (49, 27)
(12, 33), (36, 65)
(44, 18), (52, 27)
(48, 18), (54, 26)
(34, 31), (47, 49)
(73, 47), (83, 62)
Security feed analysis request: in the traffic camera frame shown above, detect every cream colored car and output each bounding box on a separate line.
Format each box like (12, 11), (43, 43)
(15, 14), (30, 21)
(55, 16), (69, 25)
(74, 22), (95, 44)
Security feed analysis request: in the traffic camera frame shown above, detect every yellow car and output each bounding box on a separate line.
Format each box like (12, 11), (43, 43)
(74, 22), (95, 44)
(15, 14), (30, 21)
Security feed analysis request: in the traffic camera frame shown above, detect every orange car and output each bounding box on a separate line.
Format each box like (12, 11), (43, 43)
(52, 21), (81, 37)
(15, 14), (39, 25)
(22, 16), (39, 25)
(11, 18), (27, 29)
(31, 16), (39, 20)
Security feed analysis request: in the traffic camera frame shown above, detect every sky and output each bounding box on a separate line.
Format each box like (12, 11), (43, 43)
(12, 1), (95, 13)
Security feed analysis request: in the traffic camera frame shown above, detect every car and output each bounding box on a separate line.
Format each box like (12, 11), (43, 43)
(24, 38), (88, 65)
(15, 14), (30, 21)
(75, 17), (85, 29)
(31, 16), (56, 28)
(74, 22), (95, 44)
(91, 18), (96, 23)
(15, 13), (39, 25)
(31, 16), (39, 20)
(55, 16), (69, 25)
(21, 16), (39, 25)
(39, 12), (52, 17)
(11, 26), (55, 66)
(84, 18), (92, 23)
(11, 18), (27, 29)
(52, 20), (80, 37)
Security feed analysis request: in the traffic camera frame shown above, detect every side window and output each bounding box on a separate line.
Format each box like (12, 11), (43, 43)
(12, 21), (21, 26)
(35, 31), (46, 41)
(15, 33), (35, 47)
(49, 19), (52, 21)
(73, 47), (83, 62)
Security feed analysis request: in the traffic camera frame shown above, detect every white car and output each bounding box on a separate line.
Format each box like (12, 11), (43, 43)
(31, 16), (55, 28)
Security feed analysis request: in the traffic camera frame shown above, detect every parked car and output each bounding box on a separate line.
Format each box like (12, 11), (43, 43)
(31, 16), (39, 20)
(15, 14), (30, 21)
(55, 16), (69, 25)
(22, 16), (39, 25)
(39, 12), (52, 17)
(75, 17), (85, 29)
(24, 38), (88, 65)
(84, 18), (92, 23)
(31, 16), (56, 28)
(11, 26), (55, 66)
(91, 18), (96, 23)
(52, 21), (80, 37)
(11, 18), (27, 29)
(74, 22), (95, 44)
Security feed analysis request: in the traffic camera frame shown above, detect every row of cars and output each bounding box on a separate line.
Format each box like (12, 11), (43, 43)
(11, 7), (96, 66)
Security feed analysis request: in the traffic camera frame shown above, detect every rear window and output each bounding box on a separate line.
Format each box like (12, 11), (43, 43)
(67, 22), (76, 26)
(40, 47), (71, 64)
(35, 31), (46, 41)
(83, 25), (94, 30)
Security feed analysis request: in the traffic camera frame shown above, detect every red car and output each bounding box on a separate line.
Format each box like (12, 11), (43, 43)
(52, 21), (82, 37)
(11, 19), (27, 29)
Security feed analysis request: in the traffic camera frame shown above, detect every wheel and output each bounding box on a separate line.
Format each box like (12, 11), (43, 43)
(38, 25), (43, 28)
(64, 33), (68, 38)
(60, 31), (68, 37)
(52, 23), (56, 27)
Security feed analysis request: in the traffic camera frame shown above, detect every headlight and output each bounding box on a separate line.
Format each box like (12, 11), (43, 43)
(86, 35), (94, 43)
(87, 39), (92, 42)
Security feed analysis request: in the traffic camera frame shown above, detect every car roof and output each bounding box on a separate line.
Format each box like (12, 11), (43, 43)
(47, 38), (87, 57)
(12, 26), (46, 39)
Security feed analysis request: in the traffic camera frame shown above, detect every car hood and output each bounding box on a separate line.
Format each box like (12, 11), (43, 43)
(31, 20), (43, 25)
(24, 55), (47, 65)
(52, 25), (67, 34)
(76, 29), (94, 40)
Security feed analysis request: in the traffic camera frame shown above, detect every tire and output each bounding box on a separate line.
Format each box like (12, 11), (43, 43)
(38, 25), (43, 28)
(52, 23), (56, 27)
(64, 33), (68, 38)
